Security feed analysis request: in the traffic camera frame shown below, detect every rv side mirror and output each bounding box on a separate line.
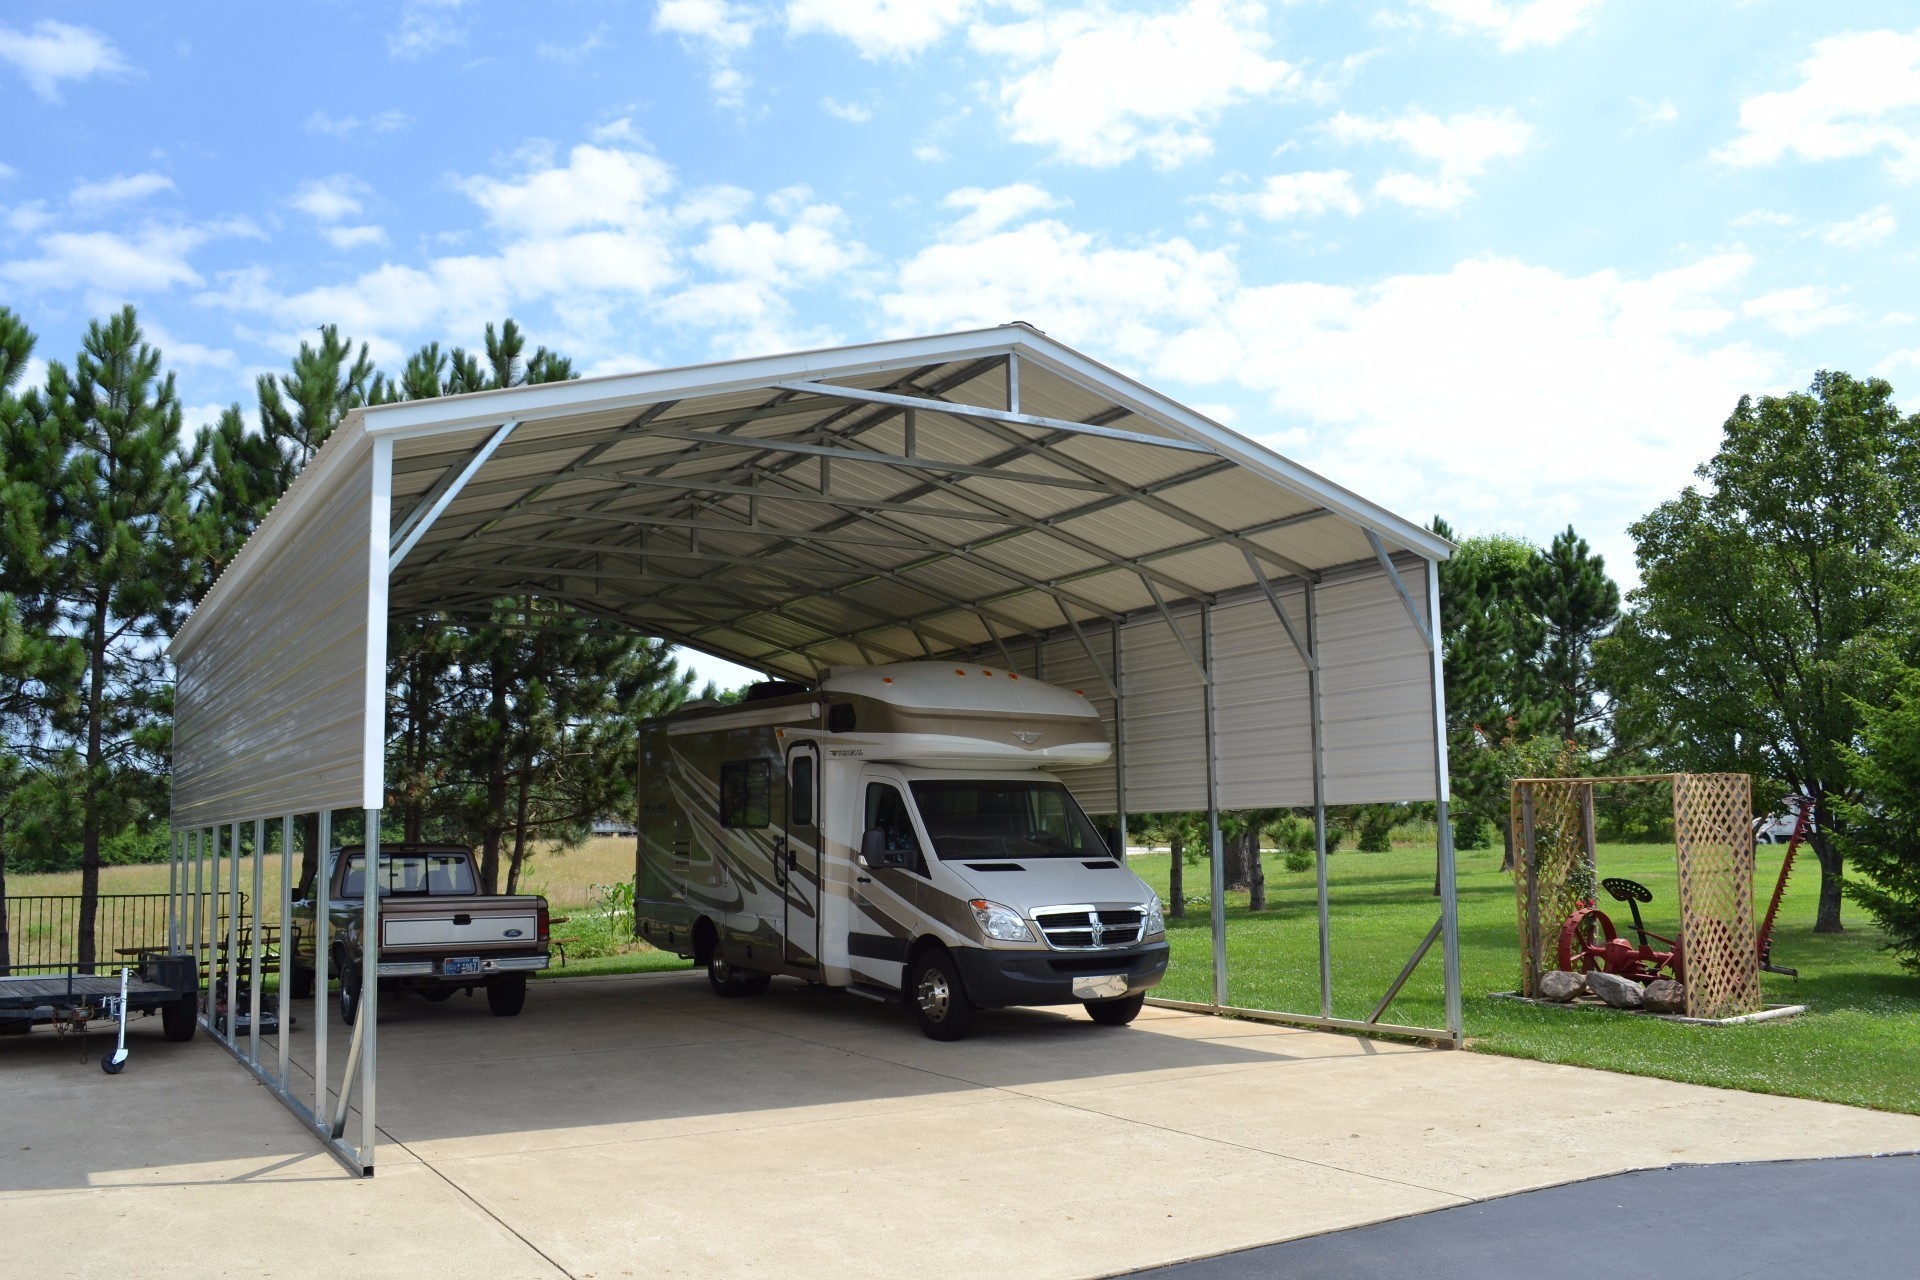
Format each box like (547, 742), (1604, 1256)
(861, 827), (891, 864)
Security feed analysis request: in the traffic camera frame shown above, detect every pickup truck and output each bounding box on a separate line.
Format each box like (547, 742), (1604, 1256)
(290, 844), (550, 1021)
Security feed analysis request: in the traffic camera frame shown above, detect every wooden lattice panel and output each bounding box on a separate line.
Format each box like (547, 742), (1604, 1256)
(1672, 773), (1762, 1019)
(1511, 780), (1595, 995)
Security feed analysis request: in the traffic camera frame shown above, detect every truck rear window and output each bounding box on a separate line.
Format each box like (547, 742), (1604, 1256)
(341, 853), (476, 897)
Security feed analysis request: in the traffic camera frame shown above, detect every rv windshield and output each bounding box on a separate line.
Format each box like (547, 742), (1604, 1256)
(909, 780), (1109, 860)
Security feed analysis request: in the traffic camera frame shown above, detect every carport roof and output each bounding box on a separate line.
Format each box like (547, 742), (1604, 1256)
(177, 323), (1447, 680)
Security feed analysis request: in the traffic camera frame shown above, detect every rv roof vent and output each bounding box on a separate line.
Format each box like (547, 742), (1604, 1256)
(964, 862), (1025, 872)
(1081, 860), (1119, 870)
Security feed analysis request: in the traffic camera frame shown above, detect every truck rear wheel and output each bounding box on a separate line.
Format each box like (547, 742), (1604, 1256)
(1085, 993), (1145, 1026)
(908, 947), (975, 1041)
(339, 965), (362, 1025)
(707, 954), (747, 998)
(486, 974), (527, 1016)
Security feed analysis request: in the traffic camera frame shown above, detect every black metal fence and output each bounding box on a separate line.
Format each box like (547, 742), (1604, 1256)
(0, 893), (246, 975)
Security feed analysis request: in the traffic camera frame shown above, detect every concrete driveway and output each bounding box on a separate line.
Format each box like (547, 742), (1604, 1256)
(4, 969), (1917, 1280)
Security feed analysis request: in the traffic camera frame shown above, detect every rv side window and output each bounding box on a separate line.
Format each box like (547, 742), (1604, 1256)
(865, 782), (922, 870)
(720, 759), (772, 829)
(790, 756), (815, 826)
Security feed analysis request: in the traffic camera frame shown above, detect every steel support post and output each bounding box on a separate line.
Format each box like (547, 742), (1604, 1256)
(165, 831), (178, 951)
(1426, 560), (1464, 1042)
(226, 823), (240, 1045)
(249, 817), (265, 1065)
(192, 829), (204, 1017)
(1201, 605), (1226, 1007)
(359, 811), (380, 1170)
(1306, 581), (1333, 1020)
(314, 810), (331, 1122)
(279, 813), (293, 1088)
(1111, 622), (1128, 859)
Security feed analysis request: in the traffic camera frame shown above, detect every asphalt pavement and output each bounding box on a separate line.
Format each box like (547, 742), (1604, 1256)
(1124, 1153), (1918, 1280)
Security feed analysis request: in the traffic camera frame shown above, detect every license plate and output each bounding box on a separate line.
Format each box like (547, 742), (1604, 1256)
(443, 957), (481, 976)
(1072, 974), (1129, 999)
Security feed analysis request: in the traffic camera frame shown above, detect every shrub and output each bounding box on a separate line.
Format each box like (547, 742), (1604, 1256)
(1452, 812), (1492, 849)
(1838, 667), (1920, 974)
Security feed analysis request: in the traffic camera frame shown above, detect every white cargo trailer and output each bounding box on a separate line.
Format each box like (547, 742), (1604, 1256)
(635, 661), (1170, 1039)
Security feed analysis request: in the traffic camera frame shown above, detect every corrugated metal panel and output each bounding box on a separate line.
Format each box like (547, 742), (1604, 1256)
(1211, 593), (1315, 810)
(171, 443), (376, 827)
(1316, 559), (1437, 805)
(1114, 609), (1208, 811)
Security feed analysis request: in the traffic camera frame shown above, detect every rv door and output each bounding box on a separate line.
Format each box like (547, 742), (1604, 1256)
(782, 741), (822, 968)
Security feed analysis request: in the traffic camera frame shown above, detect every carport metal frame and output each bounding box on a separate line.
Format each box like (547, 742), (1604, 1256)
(170, 326), (1463, 1176)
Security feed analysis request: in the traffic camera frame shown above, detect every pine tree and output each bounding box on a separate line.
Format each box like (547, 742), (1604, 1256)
(40, 308), (203, 970)
(1530, 526), (1620, 744)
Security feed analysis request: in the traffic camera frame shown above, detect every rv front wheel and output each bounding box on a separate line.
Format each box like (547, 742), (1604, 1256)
(1085, 993), (1145, 1026)
(908, 947), (975, 1041)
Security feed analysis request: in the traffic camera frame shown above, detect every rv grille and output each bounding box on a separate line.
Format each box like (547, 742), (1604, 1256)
(1030, 905), (1145, 951)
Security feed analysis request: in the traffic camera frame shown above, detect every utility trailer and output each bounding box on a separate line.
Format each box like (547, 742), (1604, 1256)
(0, 952), (199, 1046)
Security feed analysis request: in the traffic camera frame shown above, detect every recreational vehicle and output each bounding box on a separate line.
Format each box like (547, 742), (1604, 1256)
(634, 662), (1170, 1040)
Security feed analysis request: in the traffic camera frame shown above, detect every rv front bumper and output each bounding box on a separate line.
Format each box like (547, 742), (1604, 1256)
(952, 942), (1169, 1008)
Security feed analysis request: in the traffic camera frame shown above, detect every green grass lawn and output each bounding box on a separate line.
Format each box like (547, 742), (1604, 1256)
(1127, 841), (1920, 1115)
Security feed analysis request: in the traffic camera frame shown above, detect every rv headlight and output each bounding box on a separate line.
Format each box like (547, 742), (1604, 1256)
(1142, 896), (1165, 938)
(969, 899), (1034, 943)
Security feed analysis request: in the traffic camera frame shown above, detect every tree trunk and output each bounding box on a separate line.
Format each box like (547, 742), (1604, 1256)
(505, 756), (533, 895)
(1246, 826), (1266, 912)
(1168, 832), (1185, 918)
(297, 813), (320, 899)
(78, 584), (108, 974)
(1222, 826), (1250, 892)
(1498, 818), (1515, 874)
(1809, 798), (1844, 932)
(477, 665), (509, 896)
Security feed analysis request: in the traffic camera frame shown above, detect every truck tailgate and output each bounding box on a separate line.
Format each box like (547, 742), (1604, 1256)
(382, 900), (541, 949)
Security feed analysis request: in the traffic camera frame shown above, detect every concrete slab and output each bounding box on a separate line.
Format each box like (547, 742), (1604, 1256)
(4, 969), (1917, 1280)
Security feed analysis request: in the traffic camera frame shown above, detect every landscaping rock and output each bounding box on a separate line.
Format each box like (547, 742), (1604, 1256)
(1538, 970), (1586, 1002)
(1585, 970), (1645, 1009)
(1643, 979), (1686, 1014)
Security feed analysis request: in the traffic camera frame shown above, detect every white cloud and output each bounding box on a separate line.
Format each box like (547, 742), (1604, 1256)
(2, 222), (253, 294)
(539, 26), (609, 63)
(1329, 106), (1533, 209)
(1824, 204), (1897, 249)
(70, 172), (175, 210)
(1716, 28), (1920, 181)
(290, 175), (370, 223)
(1634, 97), (1678, 125)
(390, 0), (470, 60)
(305, 109), (412, 138)
(913, 144), (950, 162)
(0, 20), (132, 102)
(1211, 169), (1363, 220)
(1731, 209), (1796, 228)
(655, 0), (761, 108)
(323, 225), (389, 250)
(821, 96), (873, 123)
(970, 1), (1300, 168)
(590, 117), (644, 145)
(1411, 0), (1606, 51)
(460, 145), (678, 237)
(785, 0), (978, 60)
(941, 184), (1067, 240)
(1742, 285), (1858, 337)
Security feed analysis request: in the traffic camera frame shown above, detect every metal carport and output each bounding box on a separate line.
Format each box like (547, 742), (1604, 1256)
(165, 323), (1460, 1175)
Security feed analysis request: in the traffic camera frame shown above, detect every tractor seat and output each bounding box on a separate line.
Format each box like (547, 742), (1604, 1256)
(1602, 877), (1653, 904)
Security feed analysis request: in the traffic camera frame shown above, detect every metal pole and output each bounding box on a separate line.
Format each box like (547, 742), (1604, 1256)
(360, 810), (380, 1169)
(227, 823), (241, 1046)
(249, 817), (265, 1065)
(166, 831), (178, 952)
(314, 810), (331, 1122)
(1306, 580), (1332, 1020)
(191, 829), (204, 1013)
(1112, 621), (1128, 859)
(1202, 604), (1225, 1007)
(280, 813), (293, 1088)
(1425, 560), (1463, 1042)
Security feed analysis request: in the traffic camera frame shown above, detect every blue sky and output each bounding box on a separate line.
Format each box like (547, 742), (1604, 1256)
(3, 2), (1917, 687)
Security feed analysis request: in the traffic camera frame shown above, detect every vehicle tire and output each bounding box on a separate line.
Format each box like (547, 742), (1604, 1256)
(740, 974), (771, 997)
(161, 994), (198, 1042)
(908, 947), (975, 1041)
(339, 965), (361, 1025)
(420, 986), (454, 1003)
(0, 1017), (31, 1036)
(1085, 993), (1145, 1026)
(486, 974), (527, 1017)
(707, 954), (746, 998)
(289, 964), (314, 1000)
